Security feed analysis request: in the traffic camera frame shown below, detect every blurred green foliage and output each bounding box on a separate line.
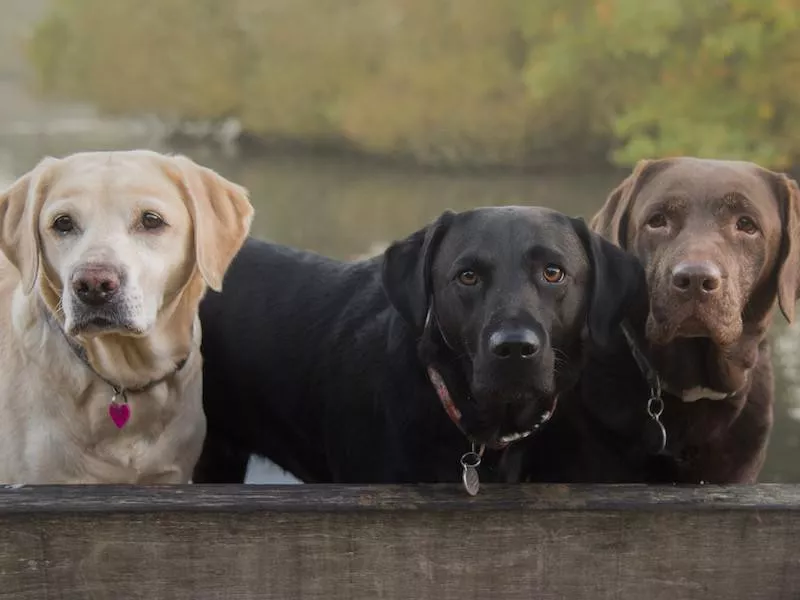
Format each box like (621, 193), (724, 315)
(28, 0), (800, 168)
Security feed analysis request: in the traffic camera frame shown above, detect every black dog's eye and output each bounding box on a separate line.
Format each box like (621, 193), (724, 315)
(646, 213), (667, 229)
(457, 270), (480, 286)
(141, 211), (166, 231)
(736, 216), (758, 235)
(52, 215), (75, 234)
(542, 264), (565, 284)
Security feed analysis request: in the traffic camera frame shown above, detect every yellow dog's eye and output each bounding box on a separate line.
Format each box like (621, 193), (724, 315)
(457, 270), (480, 286)
(543, 264), (565, 284)
(141, 211), (165, 231)
(52, 215), (74, 234)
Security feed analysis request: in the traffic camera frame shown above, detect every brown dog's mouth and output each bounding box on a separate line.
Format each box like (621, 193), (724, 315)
(675, 316), (709, 338)
(647, 298), (742, 348)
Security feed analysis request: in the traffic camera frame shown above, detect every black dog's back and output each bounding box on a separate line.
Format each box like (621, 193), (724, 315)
(197, 238), (400, 482)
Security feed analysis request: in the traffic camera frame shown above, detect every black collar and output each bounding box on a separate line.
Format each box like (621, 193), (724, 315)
(620, 320), (661, 400)
(620, 319), (668, 455)
(45, 309), (190, 397)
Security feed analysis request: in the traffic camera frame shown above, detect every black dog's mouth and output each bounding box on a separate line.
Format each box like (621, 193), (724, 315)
(491, 408), (555, 449)
(466, 391), (559, 449)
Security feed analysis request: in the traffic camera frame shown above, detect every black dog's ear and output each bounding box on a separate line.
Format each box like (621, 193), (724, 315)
(382, 210), (456, 332)
(570, 216), (647, 348)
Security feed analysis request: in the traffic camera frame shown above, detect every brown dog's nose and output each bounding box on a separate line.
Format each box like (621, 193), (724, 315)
(71, 265), (121, 306)
(671, 261), (722, 296)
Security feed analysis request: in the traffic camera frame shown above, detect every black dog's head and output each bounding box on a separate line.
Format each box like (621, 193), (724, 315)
(383, 206), (645, 448)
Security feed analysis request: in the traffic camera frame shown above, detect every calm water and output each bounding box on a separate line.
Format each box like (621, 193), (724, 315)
(1, 131), (799, 482)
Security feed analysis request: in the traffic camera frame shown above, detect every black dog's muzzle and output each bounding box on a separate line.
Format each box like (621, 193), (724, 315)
(422, 304), (555, 449)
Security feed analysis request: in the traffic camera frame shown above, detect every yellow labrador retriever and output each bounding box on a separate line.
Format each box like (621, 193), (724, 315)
(0, 150), (253, 484)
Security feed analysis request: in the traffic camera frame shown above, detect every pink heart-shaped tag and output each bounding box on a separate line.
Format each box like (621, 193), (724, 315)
(109, 403), (130, 429)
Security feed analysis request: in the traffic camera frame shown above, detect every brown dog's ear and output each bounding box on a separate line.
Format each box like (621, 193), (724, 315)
(590, 159), (669, 247)
(382, 210), (456, 333)
(773, 174), (800, 323)
(166, 155), (254, 292)
(0, 157), (59, 294)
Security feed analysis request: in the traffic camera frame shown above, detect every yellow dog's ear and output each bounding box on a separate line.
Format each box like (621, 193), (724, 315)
(0, 157), (59, 294)
(166, 155), (254, 292)
(590, 159), (670, 248)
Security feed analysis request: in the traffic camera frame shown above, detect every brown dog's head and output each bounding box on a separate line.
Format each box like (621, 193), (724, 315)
(592, 157), (800, 373)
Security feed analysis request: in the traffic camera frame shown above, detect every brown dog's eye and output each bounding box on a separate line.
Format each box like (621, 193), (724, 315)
(457, 270), (480, 286)
(736, 216), (758, 235)
(543, 264), (565, 284)
(141, 211), (165, 231)
(646, 213), (667, 229)
(52, 215), (74, 234)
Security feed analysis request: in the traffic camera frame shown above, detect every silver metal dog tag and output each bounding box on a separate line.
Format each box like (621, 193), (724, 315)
(460, 449), (482, 496)
(645, 394), (667, 455)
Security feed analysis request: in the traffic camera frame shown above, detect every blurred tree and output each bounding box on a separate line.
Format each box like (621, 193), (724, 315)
(27, 0), (800, 168)
(30, 0), (243, 119)
(523, 0), (800, 168)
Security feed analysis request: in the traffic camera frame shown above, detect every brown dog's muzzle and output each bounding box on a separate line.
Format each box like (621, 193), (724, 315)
(647, 246), (742, 347)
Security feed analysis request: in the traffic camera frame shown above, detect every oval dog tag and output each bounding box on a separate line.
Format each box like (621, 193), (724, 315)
(460, 451), (481, 496)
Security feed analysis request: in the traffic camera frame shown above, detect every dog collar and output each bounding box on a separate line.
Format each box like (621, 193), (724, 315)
(427, 366), (466, 434)
(620, 320), (668, 454)
(427, 365), (553, 496)
(426, 366), (550, 450)
(45, 309), (190, 429)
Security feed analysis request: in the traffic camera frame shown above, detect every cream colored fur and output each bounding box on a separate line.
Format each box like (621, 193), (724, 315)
(0, 150), (253, 483)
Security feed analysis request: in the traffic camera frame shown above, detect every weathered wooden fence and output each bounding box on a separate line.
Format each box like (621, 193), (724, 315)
(0, 484), (798, 599)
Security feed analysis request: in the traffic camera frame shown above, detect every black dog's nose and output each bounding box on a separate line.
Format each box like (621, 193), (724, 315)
(489, 329), (541, 359)
(671, 261), (722, 295)
(72, 265), (121, 306)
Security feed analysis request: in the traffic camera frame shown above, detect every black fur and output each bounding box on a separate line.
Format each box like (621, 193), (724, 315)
(193, 206), (644, 483)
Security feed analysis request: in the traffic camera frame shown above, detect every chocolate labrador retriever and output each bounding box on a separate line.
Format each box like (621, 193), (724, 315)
(193, 206), (643, 484)
(518, 157), (799, 483)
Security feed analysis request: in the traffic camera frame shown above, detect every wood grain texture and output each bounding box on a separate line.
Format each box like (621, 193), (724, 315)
(0, 484), (797, 600)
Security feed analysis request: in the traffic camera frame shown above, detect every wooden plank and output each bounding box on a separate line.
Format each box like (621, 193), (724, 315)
(0, 485), (797, 600)
(0, 483), (798, 513)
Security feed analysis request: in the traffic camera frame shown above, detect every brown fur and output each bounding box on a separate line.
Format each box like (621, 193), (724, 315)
(589, 157), (800, 482)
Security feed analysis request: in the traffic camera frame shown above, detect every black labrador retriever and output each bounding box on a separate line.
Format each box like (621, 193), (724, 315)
(192, 206), (643, 484)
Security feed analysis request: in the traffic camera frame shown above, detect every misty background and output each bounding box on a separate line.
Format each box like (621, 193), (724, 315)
(3, 0), (800, 482)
